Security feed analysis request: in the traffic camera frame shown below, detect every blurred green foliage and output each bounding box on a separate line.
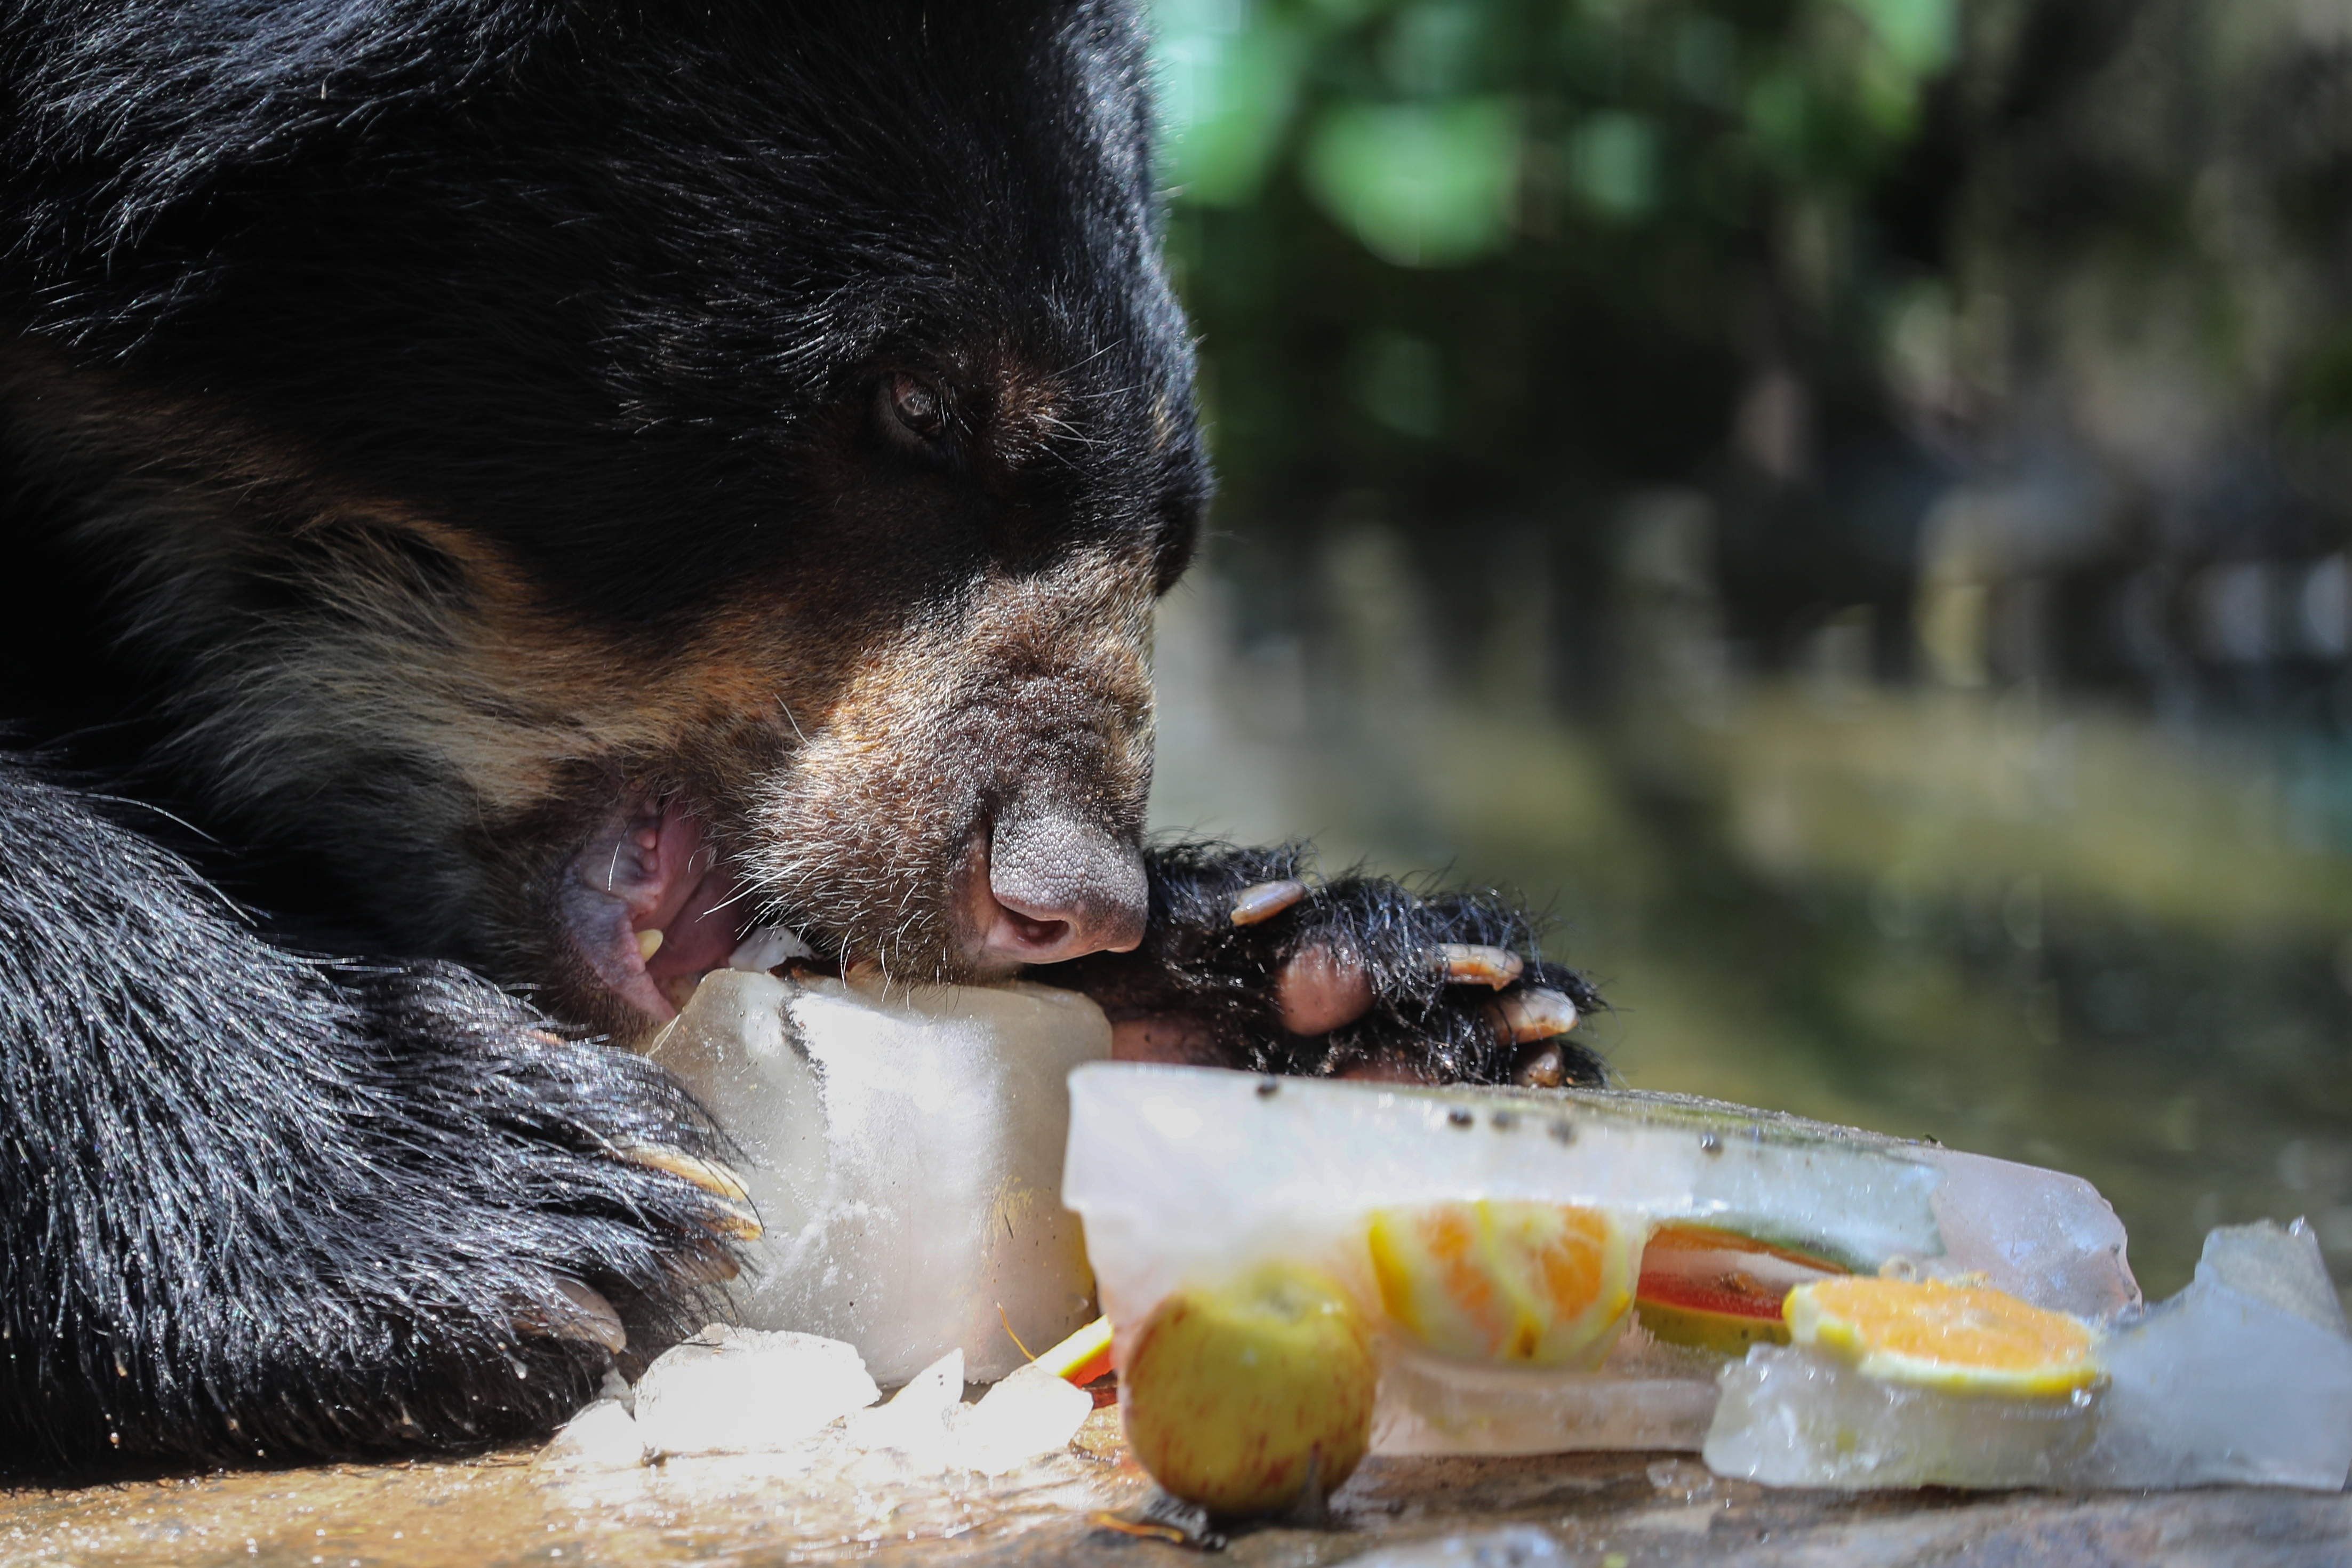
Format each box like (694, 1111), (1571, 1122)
(1150, 0), (2352, 697)
(1156, 0), (1956, 243)
(1143, 0), (1976, 628)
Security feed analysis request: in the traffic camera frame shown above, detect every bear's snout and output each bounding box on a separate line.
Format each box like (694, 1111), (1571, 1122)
(972, 806), (1148, 970)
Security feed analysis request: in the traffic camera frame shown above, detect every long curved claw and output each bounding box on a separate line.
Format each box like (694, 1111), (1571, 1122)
(1439, 943), (1524, 989)
(616, 1144), (762, 1239)
(1230, 878), (1308, 926)
(618, 1143), (751, 1206)
(1512, 1043), (1567, 1089)
(1497, 988), (1579, 1043)
(517, 1276), (627, 1354)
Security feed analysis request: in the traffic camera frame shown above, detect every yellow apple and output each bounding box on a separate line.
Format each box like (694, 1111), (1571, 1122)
(1120, 1261), (1378, 1516)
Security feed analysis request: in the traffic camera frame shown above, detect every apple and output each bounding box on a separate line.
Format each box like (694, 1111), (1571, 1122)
(1120, 1261), (1378, 1516)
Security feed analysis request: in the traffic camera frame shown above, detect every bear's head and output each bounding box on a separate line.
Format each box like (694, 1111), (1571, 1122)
(0, 0), (1207, 1039)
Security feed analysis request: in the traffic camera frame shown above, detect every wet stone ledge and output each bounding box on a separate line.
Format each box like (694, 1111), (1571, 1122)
(1, 1416), (2346, 1568)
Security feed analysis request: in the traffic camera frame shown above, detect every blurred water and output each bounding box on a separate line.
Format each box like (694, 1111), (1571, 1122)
(1149, 531), (2352, 1309)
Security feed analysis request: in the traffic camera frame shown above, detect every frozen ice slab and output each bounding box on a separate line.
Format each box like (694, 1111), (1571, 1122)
(1702, 1346), (2099, 1489)
(633, 1325), (879, 1458)
(1067, 1067), (1945, 1312)
(1705, 1221), (2352, 1491)
(1917, 1146), (2137, 1318)
(649, 969), (1109, 1383)
(1372, 1331), (1725, 1455)
(1063, 1065), (2140, 1459)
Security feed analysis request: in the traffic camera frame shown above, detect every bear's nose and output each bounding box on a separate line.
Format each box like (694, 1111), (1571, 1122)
(978, 810), (1147, 967)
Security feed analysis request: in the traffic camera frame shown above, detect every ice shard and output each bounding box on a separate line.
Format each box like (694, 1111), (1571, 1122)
(647, 969), (1108, 1383)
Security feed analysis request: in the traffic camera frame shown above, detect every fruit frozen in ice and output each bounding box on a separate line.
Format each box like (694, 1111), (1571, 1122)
(1121, 1261), (1378, 1516)
(1368, 1201), (1641, 1368)
(1634, 1223), (1844, 1356)
(1786, 1276), (2102, 1398)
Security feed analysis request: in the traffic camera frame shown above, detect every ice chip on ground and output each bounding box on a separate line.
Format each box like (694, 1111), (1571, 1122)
(633, 1325), (879, 1458)
(2082, 1220), (2352, 1490)
(954, 1362), (1093, 1474)
(648, 969), (1108, 1383)
(842, 1350), (965, 1463)
(2194, 1218), (2346, 1333)
(595, 1366), (634, 1414)
(1339, 1525), (1565, 1567)
(1705, 1221), (2352, 1491)
(535, 1398), (647, 1471)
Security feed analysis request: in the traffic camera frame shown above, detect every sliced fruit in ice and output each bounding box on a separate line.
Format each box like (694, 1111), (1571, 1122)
(1035, 1315), (1114, 1386)
(1634, 1223), (1845, 1355)
(1706, 1223), (2352, 1491)
(1787, 1276), (2102, 1397)
(1368, 1201), (1641, 1367)
(1121, 1261), (1377, 1516)
(1063, 1066), (1950, 1333)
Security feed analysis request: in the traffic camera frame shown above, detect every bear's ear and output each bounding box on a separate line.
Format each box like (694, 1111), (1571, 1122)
(0, 0), (568, 269)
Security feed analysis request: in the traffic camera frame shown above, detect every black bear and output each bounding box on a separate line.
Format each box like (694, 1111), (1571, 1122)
(0, 0), (1601, 1473)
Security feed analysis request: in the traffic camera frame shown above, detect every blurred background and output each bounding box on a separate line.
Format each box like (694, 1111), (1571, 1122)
(1138, 0), (2352, 1307)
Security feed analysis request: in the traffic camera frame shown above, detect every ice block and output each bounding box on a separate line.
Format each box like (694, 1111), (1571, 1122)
(1062, 1063), (2140, 1459)
(1702, 1220), (2352, 1491)
(647, 968), (1109, 1383)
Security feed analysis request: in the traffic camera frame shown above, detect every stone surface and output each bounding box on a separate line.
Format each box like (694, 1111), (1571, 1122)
(1, 1412), (2345, 1567)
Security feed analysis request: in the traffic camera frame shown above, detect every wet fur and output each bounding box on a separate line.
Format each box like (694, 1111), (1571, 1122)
(0, 0), (1602, 1474)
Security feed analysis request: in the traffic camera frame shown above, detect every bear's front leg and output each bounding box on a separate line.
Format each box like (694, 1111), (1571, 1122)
(0, 759), (752, 1475)
(1044, 842), (1605, 1085)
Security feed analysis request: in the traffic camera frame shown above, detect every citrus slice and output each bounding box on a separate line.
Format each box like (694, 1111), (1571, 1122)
(1367, 1200), (1641, 1367)
(1635, 1223), (1845, 1355)
(1785, 1276), (2102, 1397)
(1034, 1315), (1114, 1386)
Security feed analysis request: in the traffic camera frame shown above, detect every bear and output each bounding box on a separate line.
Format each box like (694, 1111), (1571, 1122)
(0, 0), (1602, 1473)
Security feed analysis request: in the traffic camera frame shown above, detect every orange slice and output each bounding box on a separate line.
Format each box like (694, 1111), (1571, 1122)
(1785, 1276), (2102, 1397)
(1367, 1200), (1641, 1367)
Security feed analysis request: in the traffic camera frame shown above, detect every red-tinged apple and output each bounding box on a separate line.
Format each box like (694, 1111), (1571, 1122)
(1120, 1261), (1378, 1516)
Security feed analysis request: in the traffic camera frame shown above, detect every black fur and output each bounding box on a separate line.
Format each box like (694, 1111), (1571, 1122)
(1072, 843), (1608, 1083)
(0, 0), (1603, 1474)
(0, 756), (737, 1470)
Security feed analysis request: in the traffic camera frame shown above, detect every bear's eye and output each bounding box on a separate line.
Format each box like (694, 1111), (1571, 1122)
(877, 372), (951, 454)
